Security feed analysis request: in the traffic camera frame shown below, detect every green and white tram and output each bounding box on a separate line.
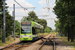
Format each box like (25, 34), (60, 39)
(20, 21), (43, 41)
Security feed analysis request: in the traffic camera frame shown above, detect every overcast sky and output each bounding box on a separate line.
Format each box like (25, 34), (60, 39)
(6, 0), (57, 29)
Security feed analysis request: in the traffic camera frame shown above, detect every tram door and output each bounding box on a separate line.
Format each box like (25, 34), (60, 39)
(32, 27), (36, 35)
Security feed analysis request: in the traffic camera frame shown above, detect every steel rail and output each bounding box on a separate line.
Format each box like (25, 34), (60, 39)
(38, 34), (55, 50)
(48, 39), (55, 50)
(15, 43), (28, 50)
(53, 41), (55, 50)
(0, 41), (20, 50)
(48, 35), (55, 50)
(0, 42), (31, 50)
(38, 41), (46, 50)
(38, 34), (51, 50)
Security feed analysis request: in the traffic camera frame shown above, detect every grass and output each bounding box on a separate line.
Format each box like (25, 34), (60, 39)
(59, 36), (75, 48)
(0, 36), (16, 46)
(0, 32), (52, 46)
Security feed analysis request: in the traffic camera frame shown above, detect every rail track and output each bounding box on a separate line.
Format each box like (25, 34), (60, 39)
(0, 34), (55, 50)
(0, 41), (34, 50)
(38, 34), (56, 50)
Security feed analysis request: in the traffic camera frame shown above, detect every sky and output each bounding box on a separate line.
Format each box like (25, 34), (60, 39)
(6, 0), (57, 29)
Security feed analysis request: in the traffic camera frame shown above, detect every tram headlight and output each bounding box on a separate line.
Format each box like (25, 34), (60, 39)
(20, 35), (24, 38)
(29, 35), (32, 38)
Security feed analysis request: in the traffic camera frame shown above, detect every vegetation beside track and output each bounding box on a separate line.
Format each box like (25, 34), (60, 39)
(54, 0), (75, 42)
(0, 36), (16, 46)
(59, 36), (75, 48)
(0, 33), (50, 46)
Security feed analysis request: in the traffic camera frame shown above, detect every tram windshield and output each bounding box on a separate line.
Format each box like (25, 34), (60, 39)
(21, 22), (31, 34)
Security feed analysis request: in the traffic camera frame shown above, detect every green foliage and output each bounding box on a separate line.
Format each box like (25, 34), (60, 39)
(44, 26), (52, 33)
(55, 20), (61, 32)
(6, 12), (14, 37)
(37, 19), (47, 29)
(15, 20), (20, 35)
(54, 0), (75, 41)
(0, 35), (2, 40)
(27, 16), (34, 21)
(0, 1), (14, 38)
(0, 1), (3, 12)
(28, 11), (37, 19)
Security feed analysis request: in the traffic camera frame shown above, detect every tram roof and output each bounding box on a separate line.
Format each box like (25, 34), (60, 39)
(21, 21), (43, 29)
(32, 21), (43, 29)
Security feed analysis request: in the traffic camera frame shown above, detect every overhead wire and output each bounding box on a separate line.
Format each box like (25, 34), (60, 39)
(14, 0), (26, 10)
(46, 0), (51, 18)
(14, 0), (30, 21)
(48, 0), (49, 4)
(44, 0), (50, 18)
(41, 0), (56, 20)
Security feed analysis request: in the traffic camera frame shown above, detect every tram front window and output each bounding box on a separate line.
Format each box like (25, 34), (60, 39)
(21, 22), (31, 34)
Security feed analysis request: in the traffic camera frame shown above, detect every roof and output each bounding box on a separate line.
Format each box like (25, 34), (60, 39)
(21, 21), (43, 29)
(32, 22), (43, 29)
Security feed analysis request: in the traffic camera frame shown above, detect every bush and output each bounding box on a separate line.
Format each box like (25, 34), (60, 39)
(0, 35), (2, 40)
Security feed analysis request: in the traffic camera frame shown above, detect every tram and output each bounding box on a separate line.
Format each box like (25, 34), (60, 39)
(20, 21), (43, 41)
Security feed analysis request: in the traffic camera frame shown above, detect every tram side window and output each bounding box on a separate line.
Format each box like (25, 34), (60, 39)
(32, 27), (36, 35)
(21, 28), (24, 33)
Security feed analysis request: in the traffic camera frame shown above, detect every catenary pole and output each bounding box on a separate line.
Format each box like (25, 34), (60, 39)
(2, 0), (6, 43)
(13, 4), (15, 40)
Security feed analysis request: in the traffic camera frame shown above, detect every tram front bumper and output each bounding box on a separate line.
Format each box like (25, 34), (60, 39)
(20, 37), (32, 41)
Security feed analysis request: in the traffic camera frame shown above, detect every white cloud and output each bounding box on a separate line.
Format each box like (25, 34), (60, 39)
(47, 20), (56, 29)
(38, 0), (56, 29)
(6, 0), (35, 21)
(6, 0), (34, 7)
(38, 0), (56, 8)
(38, 8), (48, 15)
(38, 0), (46, 5)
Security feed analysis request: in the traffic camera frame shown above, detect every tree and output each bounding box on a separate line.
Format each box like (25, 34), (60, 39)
(15, 20), (20, 35)
(28, 11), (37, 19)
(6, 12), (14, 37)
(44, 26), (52, 33)
(0, 1), (14, 40)
(37, 19), (47, 29)
(54, 0), (75, 42)
(0, 1), (3, 12)
(55, 20), (61, 32)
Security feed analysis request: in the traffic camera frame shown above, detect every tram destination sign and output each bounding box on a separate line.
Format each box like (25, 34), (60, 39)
(21, 22), (31, 26)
